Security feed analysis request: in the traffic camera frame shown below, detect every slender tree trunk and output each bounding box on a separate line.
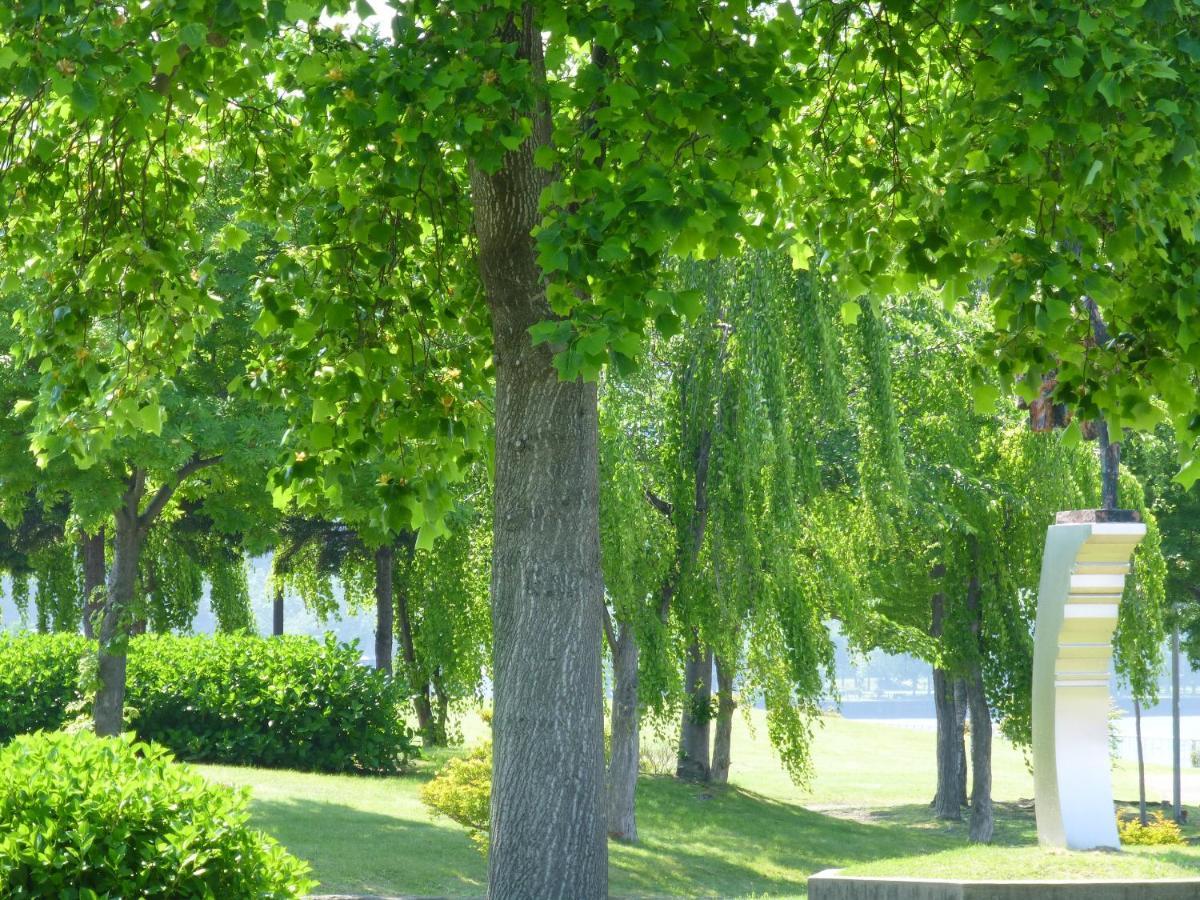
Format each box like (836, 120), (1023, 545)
(95, 496), (145, 737)
(930, 588), (964, 820)
(393, 538), (440, 745)
(80, 529), (105, 639)
(92, 458), (220, 736)
(606, 622), (640, 842)
(1086, 297), (1121, 508)
(374, 544), (394, 675)
(955, 679), (969, 808)
(272, 582), (284, 636)
(710, 654), (737, 785)
(470, 10), (607, 892)
(677, 638), (714, 782)
(1135, 697), (1148, 826)
(966, 668), (993, 842)
(1173, 617), (1182, 822)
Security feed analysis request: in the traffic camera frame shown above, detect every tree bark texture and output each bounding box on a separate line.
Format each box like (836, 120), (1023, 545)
(470, 9), (607, 894)
(966, 668), (993, 843)
(955, 678), (969, 808)
(272, 582), (284, 636)
(80, 528), (105, 639)
(930, 590), (965, 820)
(374, 544), (394, 674)
(606, 624), (640, 842)
(710, 653), (737, 785)
(677, 637), (714, 782)
(94, 488), (145, 737)
(93, 457), (221, 737)
(1135, 697), (1148, 826)
(394, 539), (442, 746)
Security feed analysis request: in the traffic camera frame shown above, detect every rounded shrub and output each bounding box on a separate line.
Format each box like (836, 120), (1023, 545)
(125, 633), (415, 773)
(421, 742), (492, 856)
(0, 731), (313, 897)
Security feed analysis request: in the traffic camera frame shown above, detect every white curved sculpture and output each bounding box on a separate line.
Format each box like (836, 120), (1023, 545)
(1032, 510), (1145, 850)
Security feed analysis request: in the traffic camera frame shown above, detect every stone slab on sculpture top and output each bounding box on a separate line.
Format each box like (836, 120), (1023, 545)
(1032, 508), (1145, 851)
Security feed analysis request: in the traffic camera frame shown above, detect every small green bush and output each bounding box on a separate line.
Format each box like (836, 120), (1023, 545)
(1118, 811), (1185, 846)
(422, 742), (492, 855)
(0, 632), (415, 773)
(0, 731), (313, 897)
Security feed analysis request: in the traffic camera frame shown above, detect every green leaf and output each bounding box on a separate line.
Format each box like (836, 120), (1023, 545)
(1084, 159), (1104, 186)
(839, 301), (862, 326)
(606, 80), (639, 108)
(971, 382), (999, 413)
(1176, 458), (1200, 489)
(217, 224), (250, 253)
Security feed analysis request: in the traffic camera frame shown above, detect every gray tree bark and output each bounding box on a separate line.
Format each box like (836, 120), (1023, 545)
(966, 669), (993, 843)
(1135, 697), (1148, 826)
(604, 608), (640, 842)
(930, 589), (965, 820)
(394, 535), (442, 746)
(470, 9), (606, 895)
(374, 544), (394, 675)
(93, 457), (222, 737)
(677, 637), (714, 781)
(80, 528), (105, 639)
(94, 493), (144, 737)
(964, 550), (993, 843)
(710, 653), (736, 785)
(272, 582), (284, 636)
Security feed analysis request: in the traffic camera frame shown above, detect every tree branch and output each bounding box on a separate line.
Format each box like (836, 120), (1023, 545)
(601, 599), (617, 654)
(644, 489), (673, 518)
(138, 454), (224, 530)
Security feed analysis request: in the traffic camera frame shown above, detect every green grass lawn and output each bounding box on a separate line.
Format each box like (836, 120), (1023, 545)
(194, 711), (1200, 898)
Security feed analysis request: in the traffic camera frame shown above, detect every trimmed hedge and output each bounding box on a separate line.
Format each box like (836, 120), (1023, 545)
(0, 633), (415, 773)
(0, 730), (313, 897)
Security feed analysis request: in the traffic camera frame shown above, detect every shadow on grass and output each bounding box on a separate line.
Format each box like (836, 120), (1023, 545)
(247, 795), (487, 898)
(610, 777), (964, 898)
(858, 800), (1037, 847)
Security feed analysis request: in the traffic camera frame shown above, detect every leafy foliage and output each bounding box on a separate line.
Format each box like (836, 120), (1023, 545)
(0, 632), (89, 742)
(421, 742), (492, 857)
(1117, 812), (1185, 847)
(0, 633), (416, 773)
(0, 730), (313, 897)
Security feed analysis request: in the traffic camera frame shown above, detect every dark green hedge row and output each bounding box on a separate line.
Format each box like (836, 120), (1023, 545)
(0, 633), (415, 773)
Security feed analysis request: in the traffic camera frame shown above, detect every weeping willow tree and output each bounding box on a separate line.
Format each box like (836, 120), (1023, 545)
(598, 251), (864, 840)
(840, 293), (1168, 843)
(273, 488), (491, 747)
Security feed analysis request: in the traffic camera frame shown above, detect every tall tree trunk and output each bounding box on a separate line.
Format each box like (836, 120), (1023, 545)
(95, 490), (146, 737)
(393, 536), (440, 745)
(1086, 297), (1121, 508)
(677, 637), (714, 782)
(80, 528), (105, 639)
(966, 668), (993, 842)
(963, 546), (993, 842)
(272, 582), (284, 636)
(1135, 697), (1148, 826)
(470, 10), (607, 893)
(1173, 618), (1183, 822)
(930, 588), (964, 820)
(710, 654), (737, 785)
(374, 544), (394, 675)
(606, 616), (640, 842)
(955, 679), (969, 808)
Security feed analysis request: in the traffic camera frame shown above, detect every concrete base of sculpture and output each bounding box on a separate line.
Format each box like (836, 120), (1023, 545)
(1032, 510), (1145, 850)
(808, 871), (1200, 900)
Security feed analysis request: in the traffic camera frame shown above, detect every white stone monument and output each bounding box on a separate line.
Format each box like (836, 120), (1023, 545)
(1032, 509), (1145, 850)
